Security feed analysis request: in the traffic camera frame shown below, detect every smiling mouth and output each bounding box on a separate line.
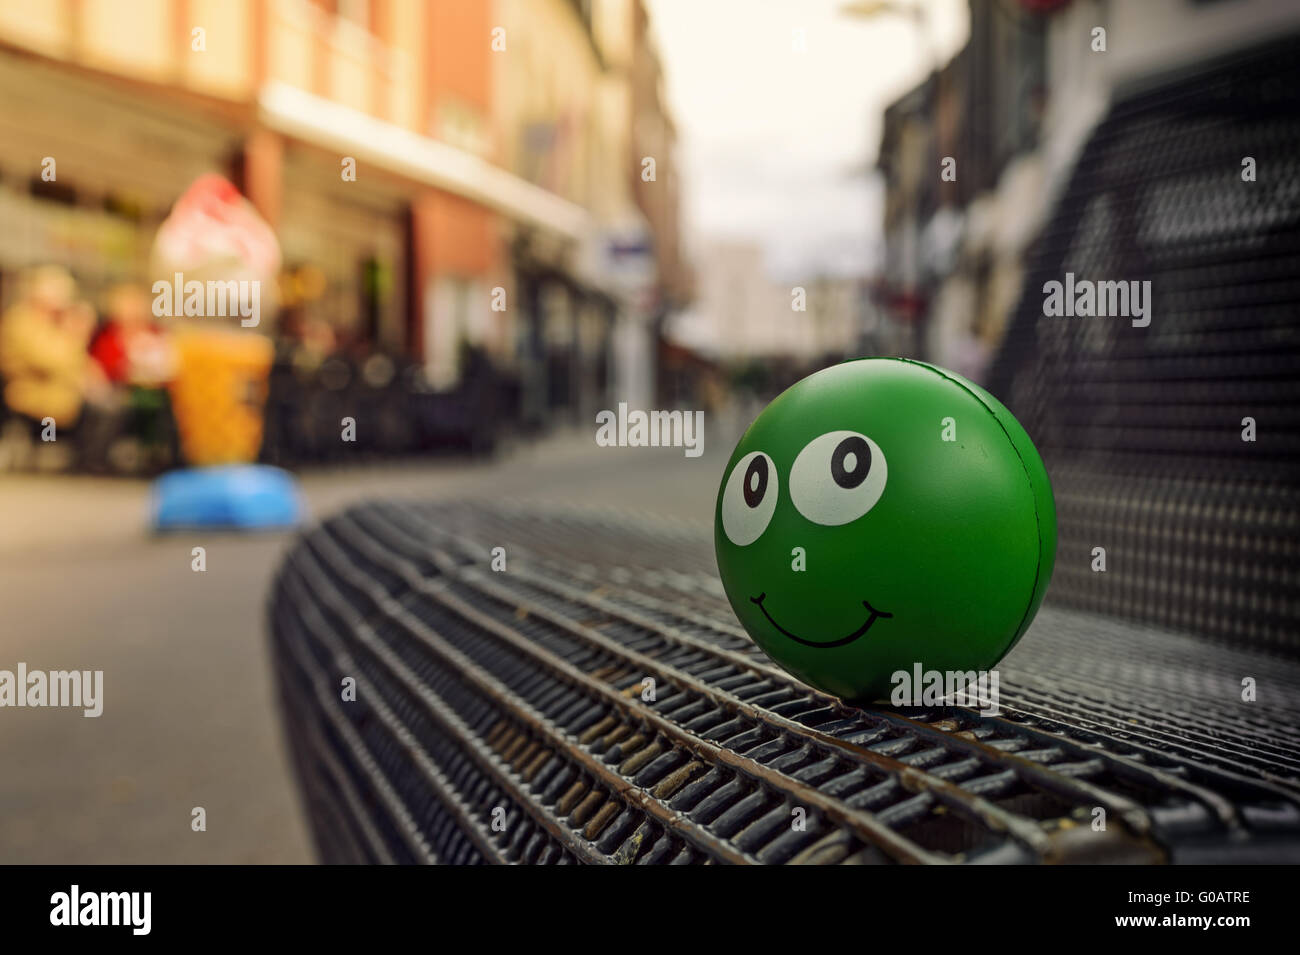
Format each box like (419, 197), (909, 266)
(749, 592), (893, 648)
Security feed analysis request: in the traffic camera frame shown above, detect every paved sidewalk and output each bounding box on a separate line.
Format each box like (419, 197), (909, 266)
(0, 424), (736, 862)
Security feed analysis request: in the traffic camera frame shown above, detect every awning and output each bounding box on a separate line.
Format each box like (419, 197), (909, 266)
(256, 81), (592, 244)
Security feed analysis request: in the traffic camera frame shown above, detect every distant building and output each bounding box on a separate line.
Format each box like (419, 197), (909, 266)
(874, 0), (1048, 373)
(873, 0), (1300, 382)
(0, 0), (687, 425)
(489, 0), (687, 421)
(0, 0), (511, 366)
(667, 239), (859, 364)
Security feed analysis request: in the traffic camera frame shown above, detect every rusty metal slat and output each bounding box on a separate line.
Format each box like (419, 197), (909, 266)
(273, 499), (1300, 861)
(277, 675), (381, 863)
(582, 564), (1300, 830)
(319, 515), (963, 863)
(994, 686), (1300, 787)
(351, 507), (1128, 854)
(276, 608), (430, 864)
(274, 634), (398, 864)
(274, 490), (1300, 862)
(281, 567), (515, 864)
(866, 711), (1161, 842)
(424, 581), (944, 862)
(992, 662), (1300, 753)
(385, 501), (747, 631)
(993, 659), (1300, 763)
(446, 557), (1053, 857)
(292, 534), (759, 865)
(286, 550), (613, 865)
(991, 697), (1300, 821)
(367, 504), (766, 656)
(280, 613), (431, 867)
(296, 527), (775, 864)
(900, 703), (1300, 843)
(310, 524), (943, 863)
(370, 502), (1296, 843)
(467, 553), (1163, 841)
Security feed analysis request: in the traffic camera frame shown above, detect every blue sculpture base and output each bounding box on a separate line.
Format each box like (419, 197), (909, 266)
(151, 464), (305, 531)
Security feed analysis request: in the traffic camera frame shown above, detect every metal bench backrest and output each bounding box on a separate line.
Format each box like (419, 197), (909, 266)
(986, 35), (1300, 650)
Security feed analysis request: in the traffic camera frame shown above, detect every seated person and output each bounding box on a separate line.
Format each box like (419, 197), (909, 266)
(89, 284), (178, 472)
(0, 266), (112, 470)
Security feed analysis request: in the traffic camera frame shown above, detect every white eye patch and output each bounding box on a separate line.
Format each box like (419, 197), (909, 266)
(789, 431), (887, 526)
(721, 450), (778, 545)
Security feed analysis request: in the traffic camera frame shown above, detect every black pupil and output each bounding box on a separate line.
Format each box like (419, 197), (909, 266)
(831, 436), (870, 489)
(743, 456), (768, 508)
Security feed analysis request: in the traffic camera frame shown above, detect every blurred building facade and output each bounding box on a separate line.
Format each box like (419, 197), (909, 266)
(495, 0), (627, 423)
(667, 239), (861, 366)
(872, 0), (1300, 383)
(0, 0), (686, 431)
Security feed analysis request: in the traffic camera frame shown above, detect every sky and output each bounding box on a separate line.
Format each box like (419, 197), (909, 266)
(644, 0), (969, 281)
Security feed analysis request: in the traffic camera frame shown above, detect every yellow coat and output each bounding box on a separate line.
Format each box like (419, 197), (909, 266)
(0, 304), (91, 426)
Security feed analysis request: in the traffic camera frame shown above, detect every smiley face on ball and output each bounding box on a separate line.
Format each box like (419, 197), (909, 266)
(714, 358), (1056, 702)
(722, 431), (893, 648)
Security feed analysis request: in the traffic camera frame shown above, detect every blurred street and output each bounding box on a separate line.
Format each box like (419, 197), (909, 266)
(0, 424), (737, 863)
(0, 0), (1296, 872)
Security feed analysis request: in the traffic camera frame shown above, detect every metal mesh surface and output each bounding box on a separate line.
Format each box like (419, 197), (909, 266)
(269, 501), (1300, 865)
(985, 34), (1300, 649)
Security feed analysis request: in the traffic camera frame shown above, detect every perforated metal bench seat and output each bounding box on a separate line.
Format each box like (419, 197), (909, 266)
(268, 501), (1300, 864)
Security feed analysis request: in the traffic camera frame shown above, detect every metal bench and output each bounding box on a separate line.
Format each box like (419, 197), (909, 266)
(267, 35), (1300, 864)
(269, 501), (1300, 863)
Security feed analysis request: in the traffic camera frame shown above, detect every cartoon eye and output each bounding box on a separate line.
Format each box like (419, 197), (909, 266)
(721, 450), (778, 545)
(789, 431), (887, 526)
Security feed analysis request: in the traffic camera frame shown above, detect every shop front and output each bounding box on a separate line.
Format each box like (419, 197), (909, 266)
(0, 52), (243, 310)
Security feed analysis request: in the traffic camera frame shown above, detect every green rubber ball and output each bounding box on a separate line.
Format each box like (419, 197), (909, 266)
(714, 358), (1056, 702)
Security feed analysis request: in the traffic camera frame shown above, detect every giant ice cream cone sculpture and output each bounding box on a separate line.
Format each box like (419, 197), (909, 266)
(150, 175), (281, 466)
